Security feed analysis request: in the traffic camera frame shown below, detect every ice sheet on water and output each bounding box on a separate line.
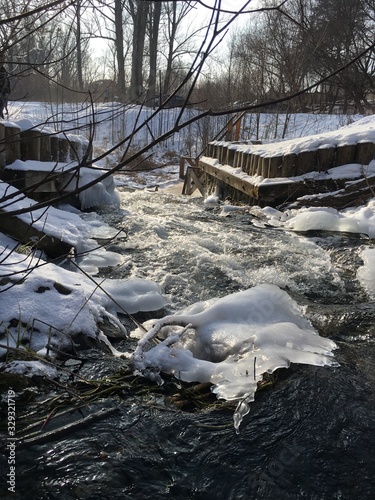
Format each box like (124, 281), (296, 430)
(102, 277), (166, 314)
(131, 284), (338, 432)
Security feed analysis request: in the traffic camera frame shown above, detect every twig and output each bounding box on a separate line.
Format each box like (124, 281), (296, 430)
(15, 406), (118, 448)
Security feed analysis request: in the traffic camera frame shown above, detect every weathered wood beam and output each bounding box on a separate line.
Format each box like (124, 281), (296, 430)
(182, 167), (205, 196)
(199, 159), (260, 199)
(179, 156), (198, 180)
(199, 158), (374, 207)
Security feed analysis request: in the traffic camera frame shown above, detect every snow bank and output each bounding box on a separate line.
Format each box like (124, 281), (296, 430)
(131, 284), (338, 431)
(0, 240), (166, 358)
(74, 167), (120, 210)
(283, 198), (375, 238)
(0, 182), (124, 274)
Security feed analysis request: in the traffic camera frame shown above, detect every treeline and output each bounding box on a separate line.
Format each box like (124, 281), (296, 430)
(0, 0), (374, 113)
(223, 0), (375, 114)
(1, 0), (202, 106)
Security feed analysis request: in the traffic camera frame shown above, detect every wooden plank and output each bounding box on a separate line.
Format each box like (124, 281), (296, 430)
(281, 153), (297, 177)
(179, 157), (186, 179)
(182, 167), (205, 196)
(239, 151), (247, 172)
(260, 156), (268, 178)
(5, 125), (21, 165)
(20, 130), (41, 161)
(0, 123), (5, 169)
(227, 147), (236, 166)
(248, 154), (255, 175)
(40, 133), (52, 161)
(235, 118), (241, 141)
(335, 144), (356, 166)
(199, 159), (260, 198)
(244, 153), (252, 175)
(179, 156), (198, 179)
(354, 142), (375, 165)
(58, 138), (70, 162)
(295, 149), (317, 175)
(218, 144), (225, 164)
(268, 155), (283, 178)
(251, 154), (260, 176)
(233, 150), (241, 168)
(188, 168), (206, 196)
(317, 146), (335, 172)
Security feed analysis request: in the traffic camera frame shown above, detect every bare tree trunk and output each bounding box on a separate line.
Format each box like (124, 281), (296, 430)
(146, 2), (161, 104)
(115, 0), (126, 100)
(163, 2), (177, 94)
(129, 0), (149, 102)
(76, 0), (84, 91)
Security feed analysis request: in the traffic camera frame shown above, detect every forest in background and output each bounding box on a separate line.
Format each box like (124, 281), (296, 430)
(1, 0), (374, 114)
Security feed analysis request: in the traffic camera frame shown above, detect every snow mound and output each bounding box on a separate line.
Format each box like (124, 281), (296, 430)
(131, 284), (338, 431)
(0, 245), (166, 359)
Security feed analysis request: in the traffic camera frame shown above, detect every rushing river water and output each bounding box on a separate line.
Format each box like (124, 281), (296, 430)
(5, 186), (375, 500)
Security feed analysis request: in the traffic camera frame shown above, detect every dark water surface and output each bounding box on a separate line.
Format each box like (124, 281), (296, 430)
(2, 189), (375, 499)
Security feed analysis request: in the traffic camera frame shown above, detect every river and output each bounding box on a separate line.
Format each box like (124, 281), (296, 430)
(7, 184), (375, 499)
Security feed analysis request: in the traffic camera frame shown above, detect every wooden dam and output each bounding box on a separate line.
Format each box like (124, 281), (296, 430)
(0, 121), (94, 257)
(181, 120), (375, 208)
(0, 121), (91, 197)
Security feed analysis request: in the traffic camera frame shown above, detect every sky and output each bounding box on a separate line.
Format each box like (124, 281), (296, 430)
(1, 104), (375, 429)
(199, 0), (260, 12)
(91, 0), (256, 65)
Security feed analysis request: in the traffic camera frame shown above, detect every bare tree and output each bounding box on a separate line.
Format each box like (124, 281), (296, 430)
(127, 0), (150, 102)
(75, 0), (84, 90)
(146, 1), (162, 103)
(309, 0), (375, 113)
(161, 1), (199, 95)
(114, 0), (127, 99)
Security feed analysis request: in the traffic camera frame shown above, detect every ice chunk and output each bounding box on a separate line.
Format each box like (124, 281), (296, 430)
(77, 167), (120, 210)
(131, 284), (338, 432)
(101, 277), (166, 314)
(357, 248), (375, 299)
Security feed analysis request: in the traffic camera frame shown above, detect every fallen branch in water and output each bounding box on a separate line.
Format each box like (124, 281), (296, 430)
(15, 406), (118, 448)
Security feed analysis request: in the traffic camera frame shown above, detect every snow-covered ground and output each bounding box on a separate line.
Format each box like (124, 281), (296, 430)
(5, 100), (363, 166)
(1, 104), (375, 428)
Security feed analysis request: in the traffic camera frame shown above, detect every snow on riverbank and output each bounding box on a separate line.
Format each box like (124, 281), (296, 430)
(0, 226), (166, 360)
(6, 101), (363, 165)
